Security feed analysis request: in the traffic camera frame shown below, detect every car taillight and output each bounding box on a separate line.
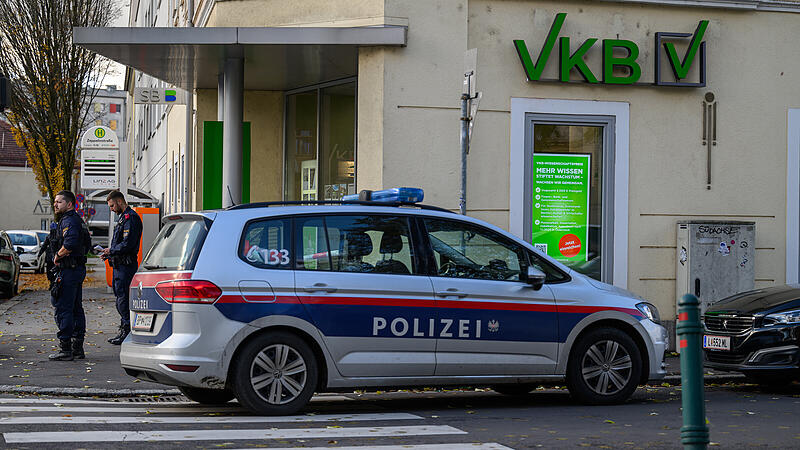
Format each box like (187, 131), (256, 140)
(0, 254), (12, 262)
(155, 280), (222, 304)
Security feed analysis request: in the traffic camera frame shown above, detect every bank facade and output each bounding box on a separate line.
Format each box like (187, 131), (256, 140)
(76, 0), (800, 338)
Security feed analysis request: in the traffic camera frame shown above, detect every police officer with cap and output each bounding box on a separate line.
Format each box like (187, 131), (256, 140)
(49, 190), (91, 361)
(101, 190), (142, 345)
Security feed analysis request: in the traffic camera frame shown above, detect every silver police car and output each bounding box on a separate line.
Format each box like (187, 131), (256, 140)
(121, 188), (667, 415)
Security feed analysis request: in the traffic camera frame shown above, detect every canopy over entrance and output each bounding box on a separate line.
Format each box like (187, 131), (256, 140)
(72, 26), (407, 90)
(74, 25), (406, 208)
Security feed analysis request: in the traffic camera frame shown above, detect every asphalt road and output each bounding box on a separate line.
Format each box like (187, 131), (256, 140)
(0, 381), (798, 449)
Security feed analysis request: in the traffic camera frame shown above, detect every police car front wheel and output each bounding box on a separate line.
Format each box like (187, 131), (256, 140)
(232, 331), (318, 415)
(566, 327), (642, 405)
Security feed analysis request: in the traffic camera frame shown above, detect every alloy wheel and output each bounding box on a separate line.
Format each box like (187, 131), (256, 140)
(580, 339), (633, 395)
(249, 343), (308, 405)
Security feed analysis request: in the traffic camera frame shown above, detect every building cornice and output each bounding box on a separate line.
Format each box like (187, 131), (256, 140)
(601, 0), (800, 13)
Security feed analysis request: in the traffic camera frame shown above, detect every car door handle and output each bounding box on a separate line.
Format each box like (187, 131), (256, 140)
(435, 288), (468, 298)
(303, 283), (337, 293)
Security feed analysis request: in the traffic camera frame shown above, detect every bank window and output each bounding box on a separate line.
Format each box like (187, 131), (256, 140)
(240, 218), (291, 269)
(423, 218), (525, 282)
(529, 119), (609, 281)
(285, 80), (356, 201)
(323, 215), (415, 275)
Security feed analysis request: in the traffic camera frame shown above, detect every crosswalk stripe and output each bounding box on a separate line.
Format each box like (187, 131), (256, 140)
(0, 398), (189, 405)
(0, 394), (351, 406)
(239, 444), (514, 450)
(2, 425), (467, 443)
(0, 406), (243, 413)
(0, 412), (422, 425)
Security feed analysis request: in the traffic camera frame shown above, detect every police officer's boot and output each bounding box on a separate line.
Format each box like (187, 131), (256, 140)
(107, 325), (130, 345)
(72, 338), (85, 359)
(48, 340), (74, 361)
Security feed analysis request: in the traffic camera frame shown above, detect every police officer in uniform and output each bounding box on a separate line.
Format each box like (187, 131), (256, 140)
(102, 190), (142, 345)
(49, 190), (91, 361)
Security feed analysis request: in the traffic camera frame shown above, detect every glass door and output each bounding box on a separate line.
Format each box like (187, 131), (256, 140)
(525, 115), (615, 282)
(285, 80), (356, 201)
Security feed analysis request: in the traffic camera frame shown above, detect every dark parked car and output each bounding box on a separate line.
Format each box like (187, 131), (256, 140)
(702, 285), (800, 385)
(0, 230), (21, 299)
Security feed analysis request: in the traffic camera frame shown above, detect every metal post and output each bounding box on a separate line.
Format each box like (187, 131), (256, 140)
(677, 293), (710, 450)
(222, 56), (243, 208)
(459, 93), (470, 215)
(217, 73), (224, 121)
(183, 0), (195, 212)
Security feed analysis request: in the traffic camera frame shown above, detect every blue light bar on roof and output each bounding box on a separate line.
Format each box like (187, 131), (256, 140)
(343, 187), (424, 203)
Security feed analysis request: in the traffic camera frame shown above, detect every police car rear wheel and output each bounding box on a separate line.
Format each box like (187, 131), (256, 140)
(178, 386), (235, 405)
(566, 327), (642, 405)
(232, 332), (318, 415)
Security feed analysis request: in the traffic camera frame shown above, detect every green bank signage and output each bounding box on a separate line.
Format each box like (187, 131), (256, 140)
(532, 153), (591, 262)
(514, 13), (708, 87)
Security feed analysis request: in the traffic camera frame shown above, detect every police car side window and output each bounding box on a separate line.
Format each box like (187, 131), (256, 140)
(296, 217), (332, 271)
(240, 218), (292, 269)
(324, 215), (416, 275)
(423, 219), (525, 282)
(528, 251), (570, 283)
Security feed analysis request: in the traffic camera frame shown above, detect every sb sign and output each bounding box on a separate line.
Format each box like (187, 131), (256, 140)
(134, 87), (185, 104)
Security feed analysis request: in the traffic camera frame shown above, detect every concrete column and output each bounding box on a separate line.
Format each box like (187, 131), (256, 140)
(222, 57), (243, 207)
(217, 73), (224, 122)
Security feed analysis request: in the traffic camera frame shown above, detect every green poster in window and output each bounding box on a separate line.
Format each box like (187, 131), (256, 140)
(531, 153), (591, 261)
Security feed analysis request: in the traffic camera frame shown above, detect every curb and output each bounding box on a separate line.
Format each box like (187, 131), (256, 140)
(0, 385), (181, 397)
(0, 374), (747, 398)
(663, 373), (746, 384)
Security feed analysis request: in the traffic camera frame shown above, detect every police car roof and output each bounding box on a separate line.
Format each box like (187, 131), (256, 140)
(227, 200), (454, 215)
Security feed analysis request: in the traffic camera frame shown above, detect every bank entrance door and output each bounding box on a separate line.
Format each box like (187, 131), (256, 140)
(524, 114), (616, 283)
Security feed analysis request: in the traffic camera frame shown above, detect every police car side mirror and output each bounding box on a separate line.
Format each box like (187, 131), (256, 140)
(15, 246), (24, 255)
(524, 266), (546, 290)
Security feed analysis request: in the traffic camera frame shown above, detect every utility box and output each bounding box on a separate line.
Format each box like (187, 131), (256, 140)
(676, 221), (755, 317)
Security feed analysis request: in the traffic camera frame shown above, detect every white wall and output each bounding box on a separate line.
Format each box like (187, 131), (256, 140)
(0, 167), (52, 231)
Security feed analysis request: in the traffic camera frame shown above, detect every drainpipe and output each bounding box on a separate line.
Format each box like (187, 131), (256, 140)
(184, 0), (195, 211)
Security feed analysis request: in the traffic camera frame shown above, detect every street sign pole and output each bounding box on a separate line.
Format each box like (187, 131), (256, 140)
(460, 49), (481, 216)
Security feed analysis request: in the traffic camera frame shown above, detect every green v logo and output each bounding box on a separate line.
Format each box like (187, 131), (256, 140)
(663, 20), (709, 80)
(513, 13), (566, 81)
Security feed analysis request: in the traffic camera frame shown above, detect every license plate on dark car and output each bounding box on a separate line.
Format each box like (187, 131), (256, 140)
(703, 335), (730, 350)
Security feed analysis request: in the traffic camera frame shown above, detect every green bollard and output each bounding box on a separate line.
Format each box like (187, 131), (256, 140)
(677, 293), (709, 449)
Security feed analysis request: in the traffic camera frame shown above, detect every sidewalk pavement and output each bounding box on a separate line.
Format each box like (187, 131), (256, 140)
(0, 261), (743, 398)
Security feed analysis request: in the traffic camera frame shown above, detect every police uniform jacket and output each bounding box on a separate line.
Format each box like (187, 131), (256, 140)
(58, 209), (88, 268)
(109, 206), (142, 266)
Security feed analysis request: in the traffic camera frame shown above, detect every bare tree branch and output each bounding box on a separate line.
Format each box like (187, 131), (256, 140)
(0, 0), (117, 219)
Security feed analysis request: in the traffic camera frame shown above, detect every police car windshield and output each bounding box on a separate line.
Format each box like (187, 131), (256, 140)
(141, 217), (210, 271)
(9, 233), (37, 246)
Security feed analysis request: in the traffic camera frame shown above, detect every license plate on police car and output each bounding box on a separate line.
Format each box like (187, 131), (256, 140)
(703, 335), (730, 351)
(133, 313), (155, 332)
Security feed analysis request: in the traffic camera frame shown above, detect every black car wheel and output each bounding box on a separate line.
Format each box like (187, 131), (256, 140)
(178, 386), (235, 404)
(232, 331), (318, 415)
(566, 327), (642, 405)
